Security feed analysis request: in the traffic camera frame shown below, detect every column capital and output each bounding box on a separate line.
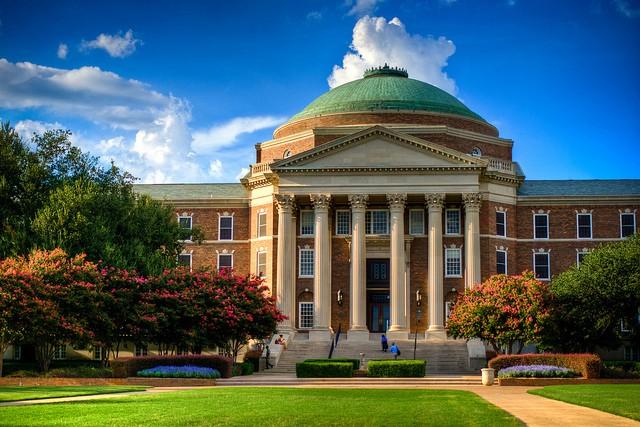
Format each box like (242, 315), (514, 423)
(425, 193), (446, 209)
(386, 193), (407, 210)
(274, 194), (296, 212)
(310, 193), (331, 210)
(348, 194), (369, 210)
(463, 192), (482, 210)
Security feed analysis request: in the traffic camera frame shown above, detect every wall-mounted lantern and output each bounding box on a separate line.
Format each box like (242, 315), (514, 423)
(416, 289), (422, 307)
(337, 289), (344, 306)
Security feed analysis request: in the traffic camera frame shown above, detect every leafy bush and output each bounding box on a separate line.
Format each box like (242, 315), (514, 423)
(488, 354), (601, 378)
(111, 355), (233, 378)
(47, 367), (113, 378)
(296, 362), (353, 378)
(601, 361), (640, 379)
(137, 365), (220, 379)
(304, 358), (361, 370)
(232, 362), (254, 376)
(367, 360), (426, 378)
(497, 365), (578, 378)
(6, 370), (40, 377)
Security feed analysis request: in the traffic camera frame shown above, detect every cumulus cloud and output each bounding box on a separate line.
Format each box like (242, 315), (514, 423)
(328, 16), (457, 94)
(80, 29), (141, 58)
(192, 116), (286, 155)
(613, 0), (640, 17)
(14, 119), (64, 141)
(346, 0), (382, 16)
(57, 43), (68, 59)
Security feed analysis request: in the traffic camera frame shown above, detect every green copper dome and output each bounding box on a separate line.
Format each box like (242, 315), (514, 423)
(288, 65), (485, 123)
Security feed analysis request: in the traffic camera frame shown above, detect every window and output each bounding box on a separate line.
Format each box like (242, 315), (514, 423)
(218, 254), (233, 271)
(13, 345), (21, 361)
(534, 252), (550, 280)
(299, 302), (314, 329)
(335, 210), (351, 235)
(624, 346), (635, 361)
(365, 210), (389, 235)
(577, 213), (592, 239)
(219, 216), (233, 240)
(177, 253), (192, 270)
(53, 345), (66, 360)
(257, 212), (267, 238)
(577, 251), (589, 266)
(256, 251), (267, 278)
(283, 149), (292, 158)
(496, 250), (507, 275)
(135, 344), (148, 357)
(621, 213), (636, 238)
(300, 211), (314, 236)
(93, 347), (108, 360)
(299, 248), (314, 277)
(445, 209), (461, 235)
(470, 147), (482, 157)
(178, 215), (192, 241)
(620, 319), (631, 333)
(496, 211), (506, 237)
(534, 214), (548, 239)
(445, 248), (462, 277)
(409, 209), (425, 235)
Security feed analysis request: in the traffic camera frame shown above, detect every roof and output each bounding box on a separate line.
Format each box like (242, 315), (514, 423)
(134, 183), (248, 200)
(287, 65), (485, 124)
(518, 180), (640, 197)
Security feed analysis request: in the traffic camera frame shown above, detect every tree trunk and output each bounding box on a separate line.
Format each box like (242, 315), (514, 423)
(516, 341), (525, 354)
(0, 341), (7, 377)
(490, 341), (502, 354)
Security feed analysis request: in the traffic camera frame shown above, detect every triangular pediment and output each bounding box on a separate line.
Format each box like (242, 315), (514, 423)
(271, 126), (487, 172)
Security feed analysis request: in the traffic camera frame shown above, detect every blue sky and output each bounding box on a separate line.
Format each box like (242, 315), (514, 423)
(0, 0), (638, 183)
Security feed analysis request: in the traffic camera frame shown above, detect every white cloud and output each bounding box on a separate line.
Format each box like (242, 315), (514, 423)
(80, 29), (141, 58)
(208, 160), (224, 178)
(191, 115), (286, 155)
(346, 0), (382, 16)
(613, 0), (640, 17)
(57, 43), (68, 59)
(235, 167), (250, 180)
(328, 16), (457, 95)
(14, 119), (64, 141)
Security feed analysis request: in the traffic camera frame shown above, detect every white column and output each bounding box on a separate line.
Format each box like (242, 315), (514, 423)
(348, 194), (369, 341)
(464, 193), (482, 289)
(289, 209), (297, 331)
(274, 194), (295, 332)
(426, 193), (446, 340)
(386, 193), (409, 340)
(309, 194), (332, 341)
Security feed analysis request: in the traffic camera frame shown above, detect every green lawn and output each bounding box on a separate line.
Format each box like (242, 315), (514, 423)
(0, 386), (147, 403)
(0, 387), (522, 426)
(529, 384), (640, 421)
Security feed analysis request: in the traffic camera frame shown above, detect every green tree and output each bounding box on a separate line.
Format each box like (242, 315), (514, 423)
(543, 234), (640, 352)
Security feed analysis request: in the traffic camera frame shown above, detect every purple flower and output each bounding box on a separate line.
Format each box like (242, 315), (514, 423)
(137, 365), (220, 379)
(498, 364), (578, 378)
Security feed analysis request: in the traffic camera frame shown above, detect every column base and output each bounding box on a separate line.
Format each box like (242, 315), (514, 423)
(347, 329), (370, 342)
(425, 326), (447, 341)
(309, 328), (332, 342)
(386, 329), (409, 341)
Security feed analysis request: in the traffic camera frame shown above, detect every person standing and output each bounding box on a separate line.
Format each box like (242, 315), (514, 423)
(381, 334), (389, 352)
(390, 342), (401, 360)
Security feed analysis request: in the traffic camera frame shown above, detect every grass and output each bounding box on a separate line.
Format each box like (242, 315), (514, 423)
(0, 387), (522, 426)
(0, 386), (147, 403)
(529, 384), (640, 421)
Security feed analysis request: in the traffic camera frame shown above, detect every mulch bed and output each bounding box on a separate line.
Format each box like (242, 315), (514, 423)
(0, 377), (216, 387)
(499, 377), (640, 386)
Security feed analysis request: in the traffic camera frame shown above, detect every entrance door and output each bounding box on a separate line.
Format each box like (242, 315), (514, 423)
(366, 259), (390, 332)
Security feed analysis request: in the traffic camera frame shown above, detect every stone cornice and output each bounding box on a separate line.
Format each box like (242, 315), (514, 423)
(160, 199), (249, 208)
(274, 166), (485, 175)
(517, 195), (640, 205)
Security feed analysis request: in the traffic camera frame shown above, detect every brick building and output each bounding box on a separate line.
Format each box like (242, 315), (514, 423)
(137, 65), (640, 345)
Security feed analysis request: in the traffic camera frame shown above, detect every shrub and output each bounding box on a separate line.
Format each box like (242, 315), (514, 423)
(304, 358), (361, 370)
(137, 365), (220, 379)
(296, 362), (353, 378)
(601, 361), (640, 379)
(367, 360), (426, 378)
(240, 361), (254, 376)
(6, 370), (40, 377)
(111, 355), (233, 378)
(497, 365), (578, 378)
(47, 367), (113, 378)
(488, 354), (601, 378)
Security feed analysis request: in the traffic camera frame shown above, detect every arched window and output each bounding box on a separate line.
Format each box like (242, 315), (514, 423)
(470, 147), (482, 157)
(283, 149), (292, 158)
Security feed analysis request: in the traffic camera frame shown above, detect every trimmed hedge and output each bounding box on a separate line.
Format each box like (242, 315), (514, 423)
(232, 361), (255, 376)
(111, 355), (233, 378)
(367, 360), (426, 378)
(488, 354), (601, 379)
(2, 360), (102, 376)
(296, 361), (353, 378)
(304, 358), (361, 370)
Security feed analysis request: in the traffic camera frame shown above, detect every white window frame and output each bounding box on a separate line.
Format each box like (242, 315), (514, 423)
(620, 212), (636, 238)
(496, 249), (508, 275)
(409, 209), (425, 235)
(300, 210), (315, 236)
(444, 247), (462, 278)
(217, 253), (234, 271)
(335, 209), (351, 236)
(299, 302), (314, 329)
(135, 344), (148, 357)
(257, 212), (267, 238)
(533, 214), (549, 240)
(218, 215), (234, 241)
(53, 344), (66, 360)
(298, 248), (314, 278)
(576, 251), (589, 266)
(365, 210), (390, 235)
(576, 213), (592, 240)
(533, 252), (550, 281)
(620, 319), (631, 333)
(445, 208), (461, 235)
(178, 215), (193, 241)
(93, 347), (108, 360)
(496, 211), (507, 237)
(177, 253), (192, 271)
(256, 251), (267, 278)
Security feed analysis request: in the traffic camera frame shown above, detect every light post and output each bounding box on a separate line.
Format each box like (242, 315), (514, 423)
(414, 289), (423, 360)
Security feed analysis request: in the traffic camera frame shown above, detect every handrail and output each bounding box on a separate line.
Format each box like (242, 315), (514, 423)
(250, 162), (272, 174)
(327, 323), (342, 359)
(486, 157), (516, 174)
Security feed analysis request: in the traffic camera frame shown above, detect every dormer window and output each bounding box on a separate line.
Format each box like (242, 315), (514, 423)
(283, 149), (292, 158)
(470, 147), (482, 157)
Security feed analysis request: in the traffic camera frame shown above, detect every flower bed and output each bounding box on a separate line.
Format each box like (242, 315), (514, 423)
(497, 365), (578, 378)
(137, 365), (221, 379)
(111, 355), (233, 378)
(488, 353), (601, 378)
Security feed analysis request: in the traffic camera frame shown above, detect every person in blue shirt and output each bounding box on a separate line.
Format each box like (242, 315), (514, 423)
(381, 334), (388, 352)
(390, 342), (400, 359)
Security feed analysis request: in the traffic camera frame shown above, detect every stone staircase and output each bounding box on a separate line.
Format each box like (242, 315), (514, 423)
(261, 333), (330, 374)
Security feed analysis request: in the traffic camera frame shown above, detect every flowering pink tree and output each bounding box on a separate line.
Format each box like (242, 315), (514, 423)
(447, 272), (552, 354)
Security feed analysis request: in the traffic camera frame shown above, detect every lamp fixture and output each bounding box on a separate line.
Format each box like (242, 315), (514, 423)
(337, 289), (344, 306)
(416, 289), (422, 307)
